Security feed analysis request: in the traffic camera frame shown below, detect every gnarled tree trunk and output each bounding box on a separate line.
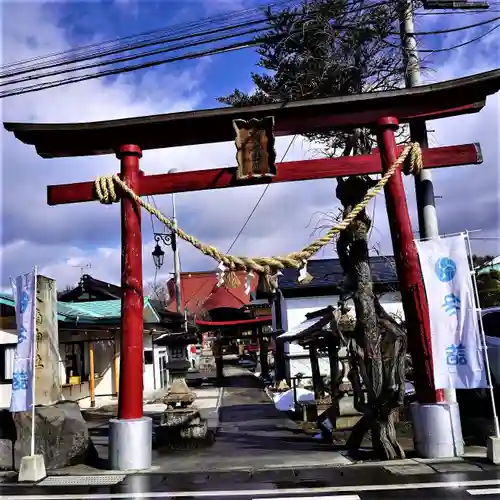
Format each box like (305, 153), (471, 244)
(336, 159), (407, 460)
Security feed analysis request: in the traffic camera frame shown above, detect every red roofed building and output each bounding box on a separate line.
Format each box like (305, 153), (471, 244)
(166, 270), (271, 336)
(166, 270), (259, 318)
(166, 270), (273, 378)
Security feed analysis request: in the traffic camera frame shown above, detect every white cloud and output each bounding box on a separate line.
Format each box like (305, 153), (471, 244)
(1, 2), (499, 294)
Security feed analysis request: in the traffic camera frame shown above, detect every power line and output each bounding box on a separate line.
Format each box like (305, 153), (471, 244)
(4, 13), (497, 99)
(383, 20), (500, 52)
(1, 0), (298, 74)
(0, 19), (270, 81)
(0, 37), (259, 98)
(0, 25), (269, 88)
(4, 0), (384, 77)
(2, 1), (416, 89)
(9, 10), (495, 85)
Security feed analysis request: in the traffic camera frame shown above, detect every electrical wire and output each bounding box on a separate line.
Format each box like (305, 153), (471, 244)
(0, 38), (260, 98)
(7, 9), (495, 84)
(388, 22), (500, 53)
(4, 17), (496, 99)
(1, 0), (298, 74)
(0, 19), (270, 81)
(1, 0), (410, 86)
(3, 9), (499, 98)
(5, 0), (496, 83)
(8, 0), (388, 78)
(0, 25), (270, 88)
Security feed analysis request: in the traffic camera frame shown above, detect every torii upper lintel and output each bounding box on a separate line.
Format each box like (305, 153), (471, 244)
(4, 68), (500, 158)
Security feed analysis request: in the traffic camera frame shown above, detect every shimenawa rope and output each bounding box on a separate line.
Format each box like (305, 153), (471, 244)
(94, 142), (422, 288)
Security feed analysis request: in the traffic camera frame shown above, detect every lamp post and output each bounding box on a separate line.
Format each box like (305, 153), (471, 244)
(150, 169), (194, 398)
(151, 169), (182, 315)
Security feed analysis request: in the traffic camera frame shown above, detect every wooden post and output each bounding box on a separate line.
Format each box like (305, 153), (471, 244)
(114, 336), (120, 398)
(259, 330), (269, 379)
(89, 341), (95, 408)
(309, 341), (322, 401)
(214, 332), (223, 383)
(376, 117), (442, 404)
(327, 336), (340, 404)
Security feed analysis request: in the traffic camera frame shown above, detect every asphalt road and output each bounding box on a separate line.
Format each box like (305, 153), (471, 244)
(1, 467), (499, 500)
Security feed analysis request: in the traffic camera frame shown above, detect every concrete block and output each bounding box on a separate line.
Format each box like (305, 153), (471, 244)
(411, 401), (464, 458)
(487, 436), (500, 464)
(18, 455), (46, 483)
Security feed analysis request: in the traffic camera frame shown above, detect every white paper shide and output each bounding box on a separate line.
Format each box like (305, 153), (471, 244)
(415, 234), (487, 389)
(9, 269), (37, 412)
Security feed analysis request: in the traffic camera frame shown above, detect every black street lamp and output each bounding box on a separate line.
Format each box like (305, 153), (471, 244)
(152, 232), (175, 270)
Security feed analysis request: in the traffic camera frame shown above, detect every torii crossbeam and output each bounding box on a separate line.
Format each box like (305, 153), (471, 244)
(4, 68), (500, 471)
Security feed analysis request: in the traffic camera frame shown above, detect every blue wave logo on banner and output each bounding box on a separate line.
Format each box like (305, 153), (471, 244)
(434, 257), (457, 283)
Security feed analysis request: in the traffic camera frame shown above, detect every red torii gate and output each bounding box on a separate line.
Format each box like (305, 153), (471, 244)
(5, 69), (500, 470)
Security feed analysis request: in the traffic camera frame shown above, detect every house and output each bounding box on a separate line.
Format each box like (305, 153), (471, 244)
(166, 271), (272, 376)
(58, 274), (122, 302)
(477, 255), (500, 275)
(272, 256), (402, 382)
(0, 275), (189, 409)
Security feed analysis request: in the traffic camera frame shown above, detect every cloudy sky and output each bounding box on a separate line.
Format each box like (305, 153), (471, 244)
(1, 0), (499, 293)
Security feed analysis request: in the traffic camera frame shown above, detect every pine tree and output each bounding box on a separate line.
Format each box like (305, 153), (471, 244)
(219, 0), (405, 151)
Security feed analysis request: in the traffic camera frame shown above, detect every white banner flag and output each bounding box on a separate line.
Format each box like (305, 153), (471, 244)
(9, 269), (37, 412)
(415, 234), (487, 389)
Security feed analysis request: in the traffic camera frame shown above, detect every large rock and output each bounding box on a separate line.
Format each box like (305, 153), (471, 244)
(1, 401), (98, 470)
(0, 408), (18, 470)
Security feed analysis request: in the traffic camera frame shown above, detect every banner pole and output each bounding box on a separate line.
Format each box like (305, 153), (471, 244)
(30, 266), (37, 457)
(464, 231), (500, 438)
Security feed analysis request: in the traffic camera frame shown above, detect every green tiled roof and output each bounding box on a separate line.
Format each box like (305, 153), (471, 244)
(0, 293), (159, 324)
(0, 292), (69, 322)
(58, 297), (157, 322)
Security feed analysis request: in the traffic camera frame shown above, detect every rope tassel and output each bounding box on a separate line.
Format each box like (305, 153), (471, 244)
(224, 269), (241, 289)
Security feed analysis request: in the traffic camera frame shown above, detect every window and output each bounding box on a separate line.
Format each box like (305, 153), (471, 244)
(0, 345), (16, 383)
(144, 351), (153, 365)
(483, 312), (500, 338)
(63, 342), (89, 383)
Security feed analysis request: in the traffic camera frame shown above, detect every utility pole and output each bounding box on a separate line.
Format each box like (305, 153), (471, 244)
(171, 187), (182, 315)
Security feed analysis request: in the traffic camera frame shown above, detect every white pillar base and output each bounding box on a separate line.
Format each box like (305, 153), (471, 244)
(109, 417), (152, 471)
(18, 454), (46, 483)
(410, 401), (464, 458)
(487, 436), (500, 464)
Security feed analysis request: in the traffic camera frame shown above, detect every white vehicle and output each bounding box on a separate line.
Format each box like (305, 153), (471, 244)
(483, 307), (500, 384)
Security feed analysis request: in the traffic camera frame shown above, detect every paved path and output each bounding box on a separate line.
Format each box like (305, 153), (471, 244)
(148, 367), (349, 472)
